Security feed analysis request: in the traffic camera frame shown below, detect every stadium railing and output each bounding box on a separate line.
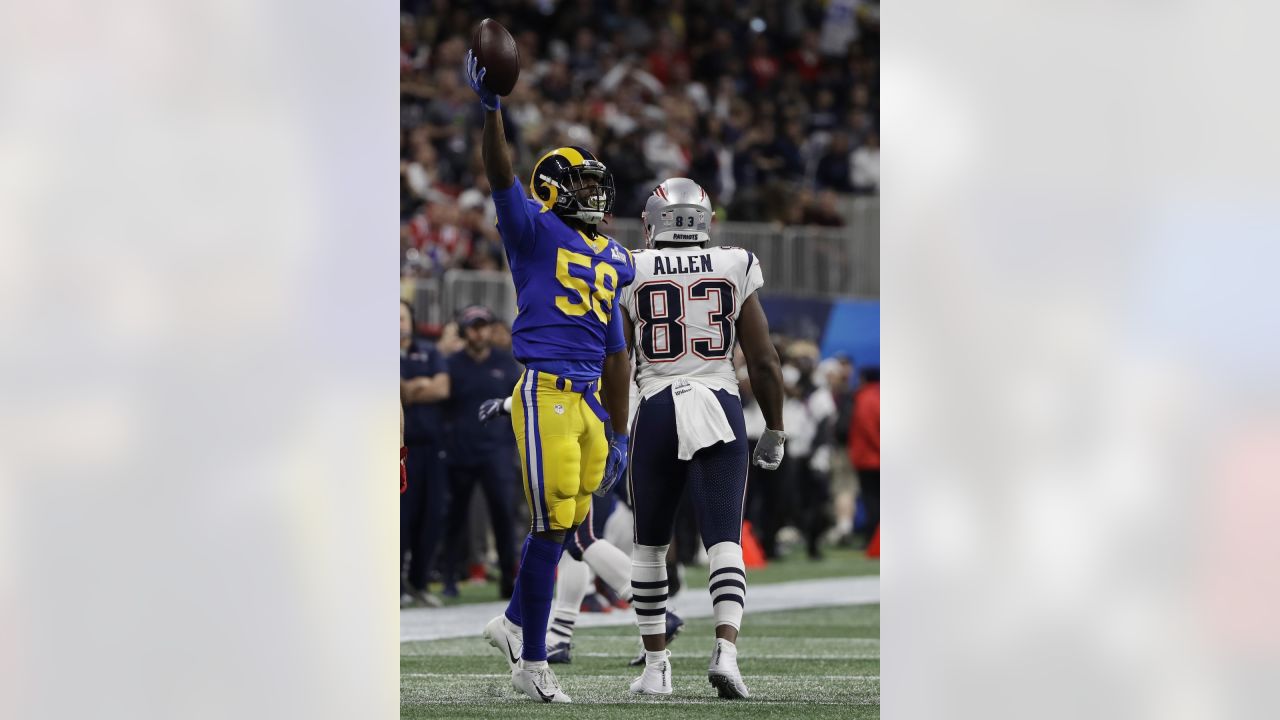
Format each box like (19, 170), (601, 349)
(407, 202), (879, 326)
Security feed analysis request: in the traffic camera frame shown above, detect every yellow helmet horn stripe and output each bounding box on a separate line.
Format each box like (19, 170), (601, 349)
(529, 146), (588, 210)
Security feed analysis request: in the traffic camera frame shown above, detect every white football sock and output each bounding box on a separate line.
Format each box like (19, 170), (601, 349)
(631, 543), (670, 636)
(583, 539), (633, 601)
(604, 503), (634, 556)
(549, 554), (590, 645)
(707, 541), (746, 632)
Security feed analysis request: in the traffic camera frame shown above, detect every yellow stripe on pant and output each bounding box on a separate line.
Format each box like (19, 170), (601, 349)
(510, 369), (609, 533)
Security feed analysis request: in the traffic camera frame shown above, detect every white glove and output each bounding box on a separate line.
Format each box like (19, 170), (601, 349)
(752, 428), (787, 470)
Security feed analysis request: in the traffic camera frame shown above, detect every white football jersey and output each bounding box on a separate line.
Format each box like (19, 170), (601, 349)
(619, 244), (764, 399)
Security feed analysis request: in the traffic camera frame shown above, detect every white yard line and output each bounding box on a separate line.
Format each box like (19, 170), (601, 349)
(401, 575), (879, 642)
(403, 672), (879, 680)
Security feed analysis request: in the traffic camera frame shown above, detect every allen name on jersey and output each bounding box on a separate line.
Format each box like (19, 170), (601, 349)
(650, 252), (716, 275)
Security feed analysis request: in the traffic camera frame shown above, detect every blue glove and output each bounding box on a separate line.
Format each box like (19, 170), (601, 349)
(464, 49), (500, 111)
(596, 434), (629, 497)
(477, 397), (509, 424)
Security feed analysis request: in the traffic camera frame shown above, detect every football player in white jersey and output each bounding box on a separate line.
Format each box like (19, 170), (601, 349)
(618, 177), (787, 698)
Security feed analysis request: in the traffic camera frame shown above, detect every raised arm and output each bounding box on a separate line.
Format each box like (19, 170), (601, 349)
(465, 50), (531, 252)
(736, 292), (786, 469)
(482, 109), (515, 192)
(464, 50), (514, 191)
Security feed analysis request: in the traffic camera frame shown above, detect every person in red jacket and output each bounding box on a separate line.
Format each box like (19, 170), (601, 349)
(848, 367), (879, 546)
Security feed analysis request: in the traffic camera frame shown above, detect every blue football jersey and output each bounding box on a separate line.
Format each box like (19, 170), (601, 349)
(492, 179), (636, 379)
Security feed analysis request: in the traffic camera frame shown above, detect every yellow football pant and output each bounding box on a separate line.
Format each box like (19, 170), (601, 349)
(510, 369), (609, 533)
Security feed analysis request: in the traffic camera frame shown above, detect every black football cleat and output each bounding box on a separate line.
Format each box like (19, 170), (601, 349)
(546, 641), (573, 664)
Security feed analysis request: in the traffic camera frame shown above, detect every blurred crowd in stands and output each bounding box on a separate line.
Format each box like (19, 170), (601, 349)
(401, 301), (880, 607)
(401, 0), (880, 277)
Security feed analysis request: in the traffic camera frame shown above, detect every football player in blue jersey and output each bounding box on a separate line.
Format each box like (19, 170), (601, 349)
(465, 49), (636, 704)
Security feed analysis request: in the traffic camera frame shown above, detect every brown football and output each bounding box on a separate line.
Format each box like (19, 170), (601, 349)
(471, 18), (520, 97)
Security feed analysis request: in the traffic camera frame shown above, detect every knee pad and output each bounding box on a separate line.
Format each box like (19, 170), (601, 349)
(707, 541), (745, 631)
(630, 543), (670, 636)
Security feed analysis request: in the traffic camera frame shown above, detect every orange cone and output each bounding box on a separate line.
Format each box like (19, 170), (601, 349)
(741, 521), (768, 568)
(866, 525), (880, 559)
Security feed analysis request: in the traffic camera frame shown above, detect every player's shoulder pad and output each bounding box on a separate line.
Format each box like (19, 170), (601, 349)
(603, 237), (632, 267)
(712, 244), (756, 268)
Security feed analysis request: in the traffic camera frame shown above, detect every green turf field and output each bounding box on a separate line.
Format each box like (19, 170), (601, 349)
(421, 546), (879, 607)
(401, 603), (880, 719)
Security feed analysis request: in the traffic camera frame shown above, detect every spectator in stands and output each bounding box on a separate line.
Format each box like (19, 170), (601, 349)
(403, 141), (446, 205)
(424, 68), (472, 185)
(746, 33), (780, 90)
(410, 202), (472, 271)
(457, 191), (503, 271)
(643, 123), (690, 185)
(819, 0), (864, 58)
(400, 300), (451, 608)
(787, 29), (824, 83)
(440, 306), (520, 599)
(436, 321), (464, 356)
(852, 130), (880, 195)
(782, 344), (838, 560)
(400, 15), (428, 77)
(687, 114), (725, 200)
(802, 190), (846, 227)
(820, 356), (857, 543)
(489, 320), (512, 353)
(816, 131), (854, 193)
(569, 27), (600, 77)
(646, 27), (689, 85)
(808, 89), (840, 136)
(849, 365), (880, 546)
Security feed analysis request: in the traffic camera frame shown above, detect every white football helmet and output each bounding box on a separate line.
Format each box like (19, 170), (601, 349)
(641, 178), (714, 248)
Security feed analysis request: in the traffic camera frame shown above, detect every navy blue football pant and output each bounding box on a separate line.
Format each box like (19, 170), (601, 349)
(628, 387), (749, 548)
(441, 456), (518, 589)
(401, 440), (448, 591)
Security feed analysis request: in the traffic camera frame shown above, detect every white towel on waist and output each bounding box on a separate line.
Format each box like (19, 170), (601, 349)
(671, 378), (736, 460)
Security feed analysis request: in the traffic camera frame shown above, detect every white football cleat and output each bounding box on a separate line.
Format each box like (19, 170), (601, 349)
(629, 649), (673, 695)
(512, 660), (572, 703)
(482, 615), (523, 673)
(708, 638), (750, 699)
